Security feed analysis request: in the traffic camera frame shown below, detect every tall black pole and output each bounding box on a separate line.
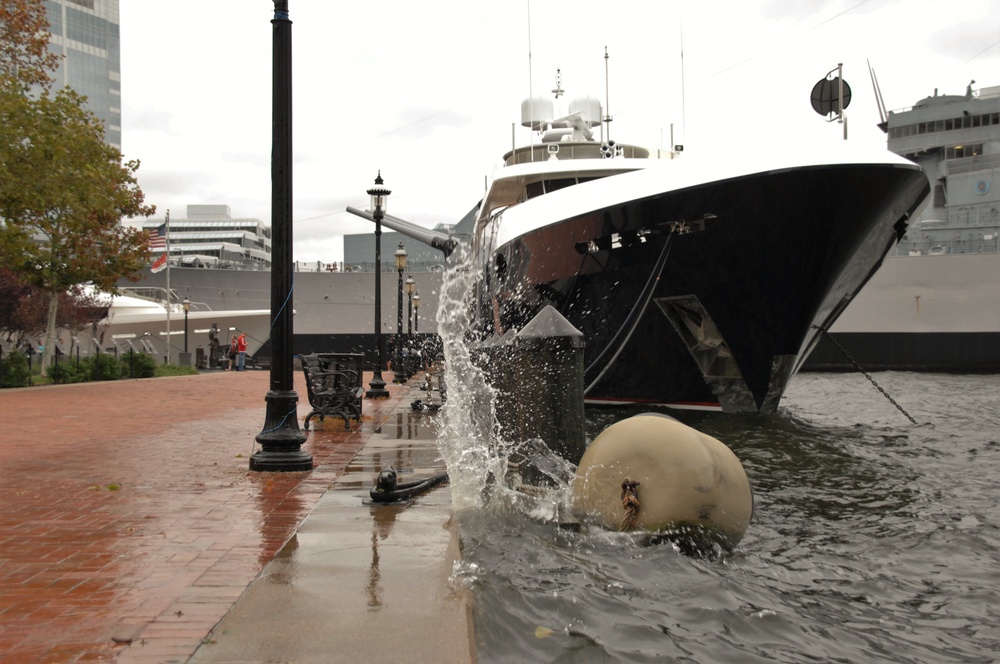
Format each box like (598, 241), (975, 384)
(406, 288), (413, 379)
(407, 290), (413, 336)
(366, 201), (389, 397)
(251, 1), (312, 472)
(394, 266), (404, 383)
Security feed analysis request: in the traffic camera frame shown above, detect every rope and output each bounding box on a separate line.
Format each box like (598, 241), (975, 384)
(812, 325), (919, 425)
(269, 276), (294, 335)
(619, 478), (640, 531)
(585, 233), (674, 393)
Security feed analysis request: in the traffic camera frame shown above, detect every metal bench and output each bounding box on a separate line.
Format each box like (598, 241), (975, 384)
(300, 352), (365, 431)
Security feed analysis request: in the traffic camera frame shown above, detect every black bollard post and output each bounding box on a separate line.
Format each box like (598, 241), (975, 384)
(510, 306), (586, 464)
(474, 306), (587, 467)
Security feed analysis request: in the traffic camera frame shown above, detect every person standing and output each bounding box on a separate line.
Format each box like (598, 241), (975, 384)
(228, 334), (238, 371)
(237, 332), (247, 371)
(208, 323), (220, 368)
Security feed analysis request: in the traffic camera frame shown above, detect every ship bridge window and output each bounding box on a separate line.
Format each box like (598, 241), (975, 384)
(890, 112), (1000, 139)
(946, 144), (983, 159)
(524, 176), (606, 200)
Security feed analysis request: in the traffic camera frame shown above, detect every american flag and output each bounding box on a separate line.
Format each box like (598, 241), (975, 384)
(149, 223), (167, 250)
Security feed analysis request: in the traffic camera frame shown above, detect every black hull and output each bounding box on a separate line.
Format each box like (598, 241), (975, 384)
(482, 163), (929, 413)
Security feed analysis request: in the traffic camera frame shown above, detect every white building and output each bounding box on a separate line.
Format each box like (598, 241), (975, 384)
(140, 205), (272, 270)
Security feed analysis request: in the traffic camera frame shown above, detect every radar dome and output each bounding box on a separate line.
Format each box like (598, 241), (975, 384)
(521, 96), (555, 130)
(568, 96), (602, 127)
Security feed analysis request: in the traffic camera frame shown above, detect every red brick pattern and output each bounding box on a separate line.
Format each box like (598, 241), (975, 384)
(0, 370), (407, 663)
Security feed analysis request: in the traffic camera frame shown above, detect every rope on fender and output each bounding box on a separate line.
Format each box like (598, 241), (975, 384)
(619, 478), (640, 531)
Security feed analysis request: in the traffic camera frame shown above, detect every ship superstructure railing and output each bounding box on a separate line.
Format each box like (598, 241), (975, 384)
(893, 236), (1000, 256)
(502, 142), (652, 166)
(120, 287), (214, 312)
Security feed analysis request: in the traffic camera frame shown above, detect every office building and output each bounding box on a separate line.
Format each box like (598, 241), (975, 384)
(44, 0), (121, 149)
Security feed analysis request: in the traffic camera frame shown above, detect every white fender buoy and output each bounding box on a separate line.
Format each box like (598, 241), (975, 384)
(571, 414), (753, 551)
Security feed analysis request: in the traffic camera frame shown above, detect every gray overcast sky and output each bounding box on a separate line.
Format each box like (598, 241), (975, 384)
(119, 0), (1000, 262)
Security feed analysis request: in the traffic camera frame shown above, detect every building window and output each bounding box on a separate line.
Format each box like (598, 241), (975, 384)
(946, 144), (983, 159)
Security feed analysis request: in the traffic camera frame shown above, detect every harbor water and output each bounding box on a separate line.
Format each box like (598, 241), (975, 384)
(443, 371), (999, 663)
(432, 251), (998, 662)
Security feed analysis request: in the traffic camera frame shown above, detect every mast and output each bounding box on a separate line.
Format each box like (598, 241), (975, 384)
(603, 46), (612, 143)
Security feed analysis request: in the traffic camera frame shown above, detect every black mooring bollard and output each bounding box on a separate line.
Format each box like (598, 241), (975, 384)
(476, 305), (586, 467)
(511, 306), (586, 464)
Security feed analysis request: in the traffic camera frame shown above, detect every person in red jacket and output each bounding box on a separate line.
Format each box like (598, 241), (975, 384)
(236, 332), (247, 371)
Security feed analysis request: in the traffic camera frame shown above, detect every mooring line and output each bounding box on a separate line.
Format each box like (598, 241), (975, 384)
(812, 325), (919, 425)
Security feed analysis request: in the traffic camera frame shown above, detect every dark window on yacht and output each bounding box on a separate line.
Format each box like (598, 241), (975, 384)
(525, 176), (605, 200)
(945, 119), (954, 131)
(935, 120), (945, 132)
(972, 115), (982, 128)
(543, 178), (577, 193)
(991, 113), (999, 125)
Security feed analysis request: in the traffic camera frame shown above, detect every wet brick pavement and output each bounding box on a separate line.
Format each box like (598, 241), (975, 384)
(0, 369), (410, 663)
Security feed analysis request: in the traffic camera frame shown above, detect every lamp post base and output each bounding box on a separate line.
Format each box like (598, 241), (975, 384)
(251, 389), (312, 472)
(366, 373), (389, 399)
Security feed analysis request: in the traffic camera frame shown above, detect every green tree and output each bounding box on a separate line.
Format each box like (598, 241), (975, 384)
(0, 0), (58, 90)
(0, 0), (155, 373)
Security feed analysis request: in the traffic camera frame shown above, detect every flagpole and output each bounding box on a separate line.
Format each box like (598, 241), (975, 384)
(165, 209), (171, 364)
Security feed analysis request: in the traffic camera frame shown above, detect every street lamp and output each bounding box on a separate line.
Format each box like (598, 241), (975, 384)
(405, 275), (415, 379)
(182, 297), (190, 354)
(393, 243), (408, 383)
(366, 172), (391, 398)
(250, 0), (312, 472)
(412, 291), (420, 334)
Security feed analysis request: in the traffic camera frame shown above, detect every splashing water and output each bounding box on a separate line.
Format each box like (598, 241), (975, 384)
(433, 245), (505, 510)
(433, 246), (576, 515)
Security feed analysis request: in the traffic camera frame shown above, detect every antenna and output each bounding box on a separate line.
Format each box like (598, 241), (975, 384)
(527, 0), (534, 149)
(603, 46), (612, 143)
(867, 59), (887, 129)
(552, 68), (563, 98)
(680, 23), (686, 149)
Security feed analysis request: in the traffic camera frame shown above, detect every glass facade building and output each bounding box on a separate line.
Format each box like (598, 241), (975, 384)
(44, 0), (121, 149)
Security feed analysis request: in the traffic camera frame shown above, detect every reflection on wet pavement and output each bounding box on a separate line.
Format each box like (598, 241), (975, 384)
(0, 371), (409, 662)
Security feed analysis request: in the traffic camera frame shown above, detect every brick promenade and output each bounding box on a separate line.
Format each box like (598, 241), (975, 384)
(0, 370), (409, 663)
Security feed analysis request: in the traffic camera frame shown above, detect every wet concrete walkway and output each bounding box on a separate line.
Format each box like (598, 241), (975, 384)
(0, 369), (469, 663)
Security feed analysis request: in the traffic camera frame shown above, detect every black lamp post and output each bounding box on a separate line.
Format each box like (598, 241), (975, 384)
(412, 291), (420, 334)
(250, 0), (312, 472)
(182, 297), (190, 354)
(405, 274), (415, 378)
(393, 243), (408, 383)
(366, 173), (391, 398)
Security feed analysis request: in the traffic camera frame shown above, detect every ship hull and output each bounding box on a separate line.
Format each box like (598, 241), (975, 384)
(478, 162), (929, 413)
(804, 252), (1000, 371)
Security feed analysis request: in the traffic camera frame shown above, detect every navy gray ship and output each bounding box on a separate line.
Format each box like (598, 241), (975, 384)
(806, 83), (1000, 372)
